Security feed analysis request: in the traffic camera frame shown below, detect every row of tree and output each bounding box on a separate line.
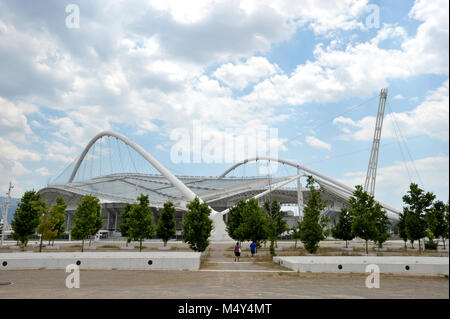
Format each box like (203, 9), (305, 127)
(10, 189), (212, 252)
(119, 195), (213, 252)
(11, 191), (66, 251)
(397, 183), (449, 251)
(10, 181), (448, 254)
(331, 183), (449, 253)
(225, 175), (389, 255)
(330, 185), (391, 254)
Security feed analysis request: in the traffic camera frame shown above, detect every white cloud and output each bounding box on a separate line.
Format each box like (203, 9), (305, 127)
(36, 167), (51, 176)
(305, 136), (331, 150)
(214, 57), (280, 90)
(0, 137), (41, 162)
(0, 96), (36, 142)
(244, 2), (449, 107)
(0, 0), (447, 197)
(47, 106), (113, 148)
(338, 156), (449, 207)
(333, 80), (449, 142)
(393, 94), (404, 100)
(239, 0), (369, 35)
(156, 144), (166, 151)
(10, 161), (31, 176)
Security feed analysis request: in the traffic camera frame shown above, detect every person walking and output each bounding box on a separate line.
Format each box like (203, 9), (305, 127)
(250, 241), (256, 257)
(234, 242), (241, 262)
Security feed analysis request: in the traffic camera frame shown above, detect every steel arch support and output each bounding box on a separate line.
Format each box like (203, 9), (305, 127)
(219, 156), (402, 217)
(68, 131), (198, 202)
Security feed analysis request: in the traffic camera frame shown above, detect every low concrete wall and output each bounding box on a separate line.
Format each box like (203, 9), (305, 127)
(273, 256), (449, 275)
(0, 252), (201, 271)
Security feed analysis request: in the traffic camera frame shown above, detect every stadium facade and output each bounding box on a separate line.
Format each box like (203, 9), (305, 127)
(38, 131), (401, 241)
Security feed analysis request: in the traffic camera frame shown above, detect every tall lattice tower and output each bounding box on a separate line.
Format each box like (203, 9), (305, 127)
(364, 88), (388, 196)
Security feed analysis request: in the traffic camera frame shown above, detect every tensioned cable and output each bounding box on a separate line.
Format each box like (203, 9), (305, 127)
(108, 136), (113, 175)
(286, 94), (379, 145)
(126, 143), (138, 174)
(81, 150), (86, 181)
(116, 137), (125, 173)
(90, 142), (94, 179)
(99, 137), (103, 177)
(302, 135), (423, 167)
(53, 160), (75, 184)
(391, 106), (425, 189)
(282, 162), (291, 177)
(387, 100), (424, 188)
(386, 103), (412, 184)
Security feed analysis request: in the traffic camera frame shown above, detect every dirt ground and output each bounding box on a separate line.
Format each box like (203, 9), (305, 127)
(1, 239), (447, 256)
(0, 240), (448, 299)
(0, 269), (448, 299)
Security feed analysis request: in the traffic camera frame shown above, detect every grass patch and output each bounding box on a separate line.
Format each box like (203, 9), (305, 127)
(100, 245), (119, 249)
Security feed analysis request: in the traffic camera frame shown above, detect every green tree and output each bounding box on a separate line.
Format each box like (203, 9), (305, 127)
(374, 208), (391, 248)
(36, 202), (50, 252)
(264, 199), (287, 255)
(348, 185), (379, 254)
(119, 203), (133, 246)
(299, 176), (328, 254)
(37, 198), (66, 252)
(70, 195), (103, 252)
(48, 197), (66, 246)
(157, 201), (176, 247)
(127, 194), (156, 252)
(397, 212), (408, 248)
(291, 221), (301, 249)
(236, 198), (271, 248)
(332, 207), (354, 248)
(402, 183), (435, 252)
(226, 200), (247, 242)
(182, 197), (213, 252)
(11, 190), (46, 248)
(426, 200), (448, 249)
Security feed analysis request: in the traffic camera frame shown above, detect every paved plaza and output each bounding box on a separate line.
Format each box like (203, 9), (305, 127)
(0, 240), (448, 299)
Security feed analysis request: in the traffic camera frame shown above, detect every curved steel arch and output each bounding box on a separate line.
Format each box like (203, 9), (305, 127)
(219, 156), (355, 194)
(68, 131), (198, 202)
(219, 156), (401, 217)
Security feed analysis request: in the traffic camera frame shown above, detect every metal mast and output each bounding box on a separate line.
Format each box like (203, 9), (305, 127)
(1, 181), (14, 246)
(364, 88), (388, 196)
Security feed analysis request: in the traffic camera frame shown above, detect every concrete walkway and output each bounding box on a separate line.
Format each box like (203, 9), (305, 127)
(201, 246), (290, 272)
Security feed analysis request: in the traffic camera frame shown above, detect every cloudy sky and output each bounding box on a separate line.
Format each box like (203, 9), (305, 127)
(0, 0), (448, 210)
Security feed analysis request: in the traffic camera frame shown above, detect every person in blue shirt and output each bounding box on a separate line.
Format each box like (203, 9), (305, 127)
(250, 241), (256, 257)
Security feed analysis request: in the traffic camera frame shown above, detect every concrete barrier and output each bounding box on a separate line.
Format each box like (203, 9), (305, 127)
(0, 252), (201, 271)
(273, 256), (449, 275)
